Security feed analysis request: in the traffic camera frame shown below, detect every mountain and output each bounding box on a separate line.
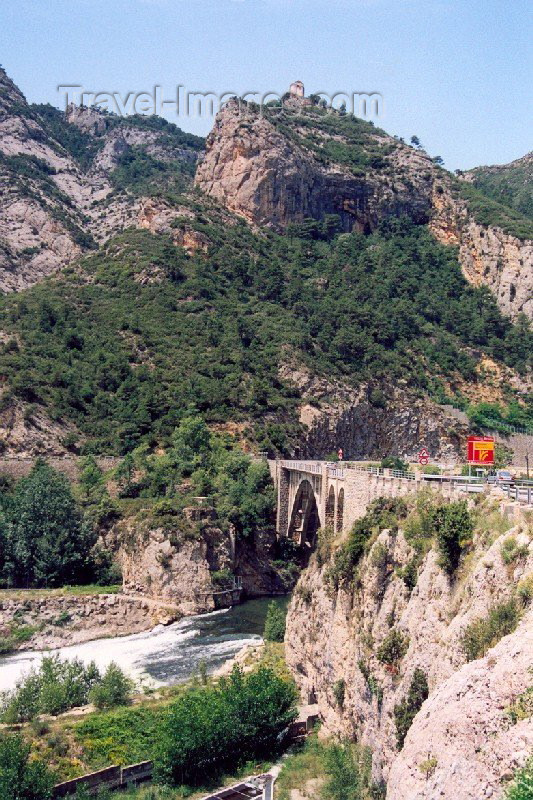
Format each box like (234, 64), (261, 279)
(197, 98), (533, 321)
(0, 71), (531, 459)
(462, 151), (533, 221)
(0, 67), (202, 292)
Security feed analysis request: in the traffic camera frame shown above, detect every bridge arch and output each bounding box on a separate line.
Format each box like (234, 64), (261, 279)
(288, 478), (320, 560)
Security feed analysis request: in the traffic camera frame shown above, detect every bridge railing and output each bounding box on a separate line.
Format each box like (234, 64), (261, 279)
(281, 461), (323, 474)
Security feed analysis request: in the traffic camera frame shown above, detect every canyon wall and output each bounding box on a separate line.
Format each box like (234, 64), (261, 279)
(285, 501), (533, 799)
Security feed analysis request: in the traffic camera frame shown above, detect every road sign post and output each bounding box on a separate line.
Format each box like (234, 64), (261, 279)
(418, 448), (430, 466)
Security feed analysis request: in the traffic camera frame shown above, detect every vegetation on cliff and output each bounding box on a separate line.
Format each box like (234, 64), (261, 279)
(1, 213), (531, 455)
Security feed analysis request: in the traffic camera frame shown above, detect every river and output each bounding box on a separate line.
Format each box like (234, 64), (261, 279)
(0, 596), (289, 693)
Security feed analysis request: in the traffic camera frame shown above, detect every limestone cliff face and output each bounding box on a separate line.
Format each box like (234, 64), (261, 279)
(196, 101), (532, 320)
(0, 68), (201, 292)
(195, 100), (433, 233)
(285, 509), (533, 798)
(279, 364), (467, 464)
(429, 184), (533, 320)
(110, 510), (291, 616)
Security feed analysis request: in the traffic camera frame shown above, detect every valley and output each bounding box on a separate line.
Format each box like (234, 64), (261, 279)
(0, 63), (531, 800)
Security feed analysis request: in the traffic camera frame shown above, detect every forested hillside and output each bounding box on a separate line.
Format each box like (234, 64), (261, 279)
(1, 210), (531, 456)
(0, 69), (531, 458)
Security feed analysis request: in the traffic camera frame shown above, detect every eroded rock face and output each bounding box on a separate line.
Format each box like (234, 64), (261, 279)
(387, 614), (533, 800)
(195, 100), (433, 233)
(285, 513), (533, 795)
(0, 68), (201, 292)
(429, 185), (533, 320)
(196, 101), (532, 319)
(279, 364), (467, 463)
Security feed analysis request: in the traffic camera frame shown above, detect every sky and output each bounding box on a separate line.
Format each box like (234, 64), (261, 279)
(0, 0), (531, 171)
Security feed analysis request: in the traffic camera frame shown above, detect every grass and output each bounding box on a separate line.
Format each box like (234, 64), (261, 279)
(461, 598), (523, 661)
(275, 736), (327, 800)
(0, 584), (122, 599)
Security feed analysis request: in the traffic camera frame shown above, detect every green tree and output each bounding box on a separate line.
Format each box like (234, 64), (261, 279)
(263, 601), (286, 642)
(78, 456), (106, 504)
(0, 734), (54, 799)
(9, 460), (93, 587)
(432, 501), (473, 575)
(393, 668), (429, 748)
(155, 666), (296, 786)
(89, 662), (133, 709)
(170, 414), (212, 477)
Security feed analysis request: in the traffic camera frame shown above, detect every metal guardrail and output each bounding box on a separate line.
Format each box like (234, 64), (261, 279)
(503, 485), (533, 505)
(478, 419), (533, 436)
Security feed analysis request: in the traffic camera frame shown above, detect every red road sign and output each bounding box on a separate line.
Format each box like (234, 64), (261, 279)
(418, 448), (430, 465)
(467, 436), (494, 465)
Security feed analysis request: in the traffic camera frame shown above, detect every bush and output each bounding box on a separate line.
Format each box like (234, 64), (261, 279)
(263, 601), (286, 642)
(461, 598), (522, 661)
(432, 501), (473, 574)
(501, 536), (529, 565)
(322, 740), (373, 800)
(380, 457), (408, 473)
(393, 668), (429, 748)
(505, 757), (533, 800)
(332, 679), (346, 708)
(155, 665), (296, 786)
(89, 662), (134, 709)
(0, 655), (101, 723)
(377, 629), (409, 666)
(0, 733), (54, 799)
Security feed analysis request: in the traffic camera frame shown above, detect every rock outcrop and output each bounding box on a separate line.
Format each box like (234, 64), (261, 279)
(0, 67), (201, 292)
(285, 502), (533, 798)
(196, 100), (532, 319)
(0, 591), (179, 651)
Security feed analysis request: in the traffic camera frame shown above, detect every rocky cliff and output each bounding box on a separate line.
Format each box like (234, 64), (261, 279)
(0, 67), (202, 292)
(285, 495), (533, 798)
(196, 100), (532, 320)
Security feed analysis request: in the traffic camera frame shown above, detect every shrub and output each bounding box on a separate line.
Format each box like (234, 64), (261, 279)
(0, 733), (54, 800)
(377, 629), (409, 666)
(501, 536), (529, 565)
(332, 679), (346, 708)
(155, 665), (296, 786)
(370, 542), (388, 570)
(461, 598), (522, 661)
(322, 740), (373, 800)
(89, 662), (134, 709)
(263, 601), (287, 642)
(0, 655), (101, 723)
(505, 757), (533, 800)
(393, 668), (429, 748)
(380, 457), (409, 473)
(432, 501), (473, 574)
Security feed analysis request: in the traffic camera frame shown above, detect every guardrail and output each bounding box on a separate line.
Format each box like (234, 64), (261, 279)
(281, 461), (323, 474)
(502, 485), (533, 505)
(53, 761), (153, 797)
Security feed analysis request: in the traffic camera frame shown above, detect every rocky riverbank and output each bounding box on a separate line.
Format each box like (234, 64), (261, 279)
(0, 590), (180, 652)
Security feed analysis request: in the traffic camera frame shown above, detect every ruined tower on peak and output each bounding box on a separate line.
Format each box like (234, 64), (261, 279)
(289, 80), (305, 98)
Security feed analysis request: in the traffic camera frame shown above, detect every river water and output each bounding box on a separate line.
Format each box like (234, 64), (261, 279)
(0, 597), (288, 693)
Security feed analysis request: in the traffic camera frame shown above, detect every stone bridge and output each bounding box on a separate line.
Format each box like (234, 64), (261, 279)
(270, 460), (494, 554)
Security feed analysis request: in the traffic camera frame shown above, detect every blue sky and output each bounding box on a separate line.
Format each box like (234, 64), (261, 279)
(1, 0), (531, 171)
